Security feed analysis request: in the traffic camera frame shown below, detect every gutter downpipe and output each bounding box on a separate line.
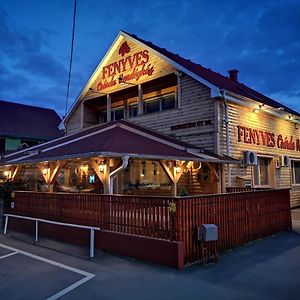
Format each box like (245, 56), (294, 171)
(220, 89), (232, 187)
(108, 155), (129, 194)
(108, 155), (129, 230)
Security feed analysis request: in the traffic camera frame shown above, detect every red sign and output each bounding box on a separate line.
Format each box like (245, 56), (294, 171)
(97, 41), (155, 91)
(237, 125), (300, 151)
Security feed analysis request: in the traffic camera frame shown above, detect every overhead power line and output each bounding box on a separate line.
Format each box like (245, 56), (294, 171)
(64, 0), (77, 116)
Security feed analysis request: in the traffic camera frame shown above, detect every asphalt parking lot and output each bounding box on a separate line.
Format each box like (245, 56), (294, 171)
(0, 209), (300, 300)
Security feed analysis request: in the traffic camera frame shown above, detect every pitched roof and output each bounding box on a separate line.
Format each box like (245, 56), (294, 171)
(0, 120), (237, 166)
(123, 31), (299, 117)
(0, 100), (62, 140)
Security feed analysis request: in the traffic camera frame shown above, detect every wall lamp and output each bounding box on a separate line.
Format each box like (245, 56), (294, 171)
(253, 104), (264, 113)
(118, 76), (137, 86)
(98, 160), (106, 173)
(88, 87), (107, 96)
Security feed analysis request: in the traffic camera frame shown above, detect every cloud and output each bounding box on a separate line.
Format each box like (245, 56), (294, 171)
(0, 0), (299, 115)
(14, 52), (67, 81)
(0, 5), (69, 112)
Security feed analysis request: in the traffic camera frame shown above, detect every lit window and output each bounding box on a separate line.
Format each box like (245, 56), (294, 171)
(292, 160), (300, 185)
(253, 157), (272, 187)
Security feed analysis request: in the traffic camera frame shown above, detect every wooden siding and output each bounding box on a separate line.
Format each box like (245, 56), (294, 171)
(219, 101), (300, 207)
(130, 75), (216, 151)
(88, 37), (174, 95)
(65, 104), (82, 134)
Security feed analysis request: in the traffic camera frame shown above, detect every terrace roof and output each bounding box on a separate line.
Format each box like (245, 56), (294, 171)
(0, 120), (237, 166)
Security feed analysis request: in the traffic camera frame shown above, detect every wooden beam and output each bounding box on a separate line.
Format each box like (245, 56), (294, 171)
(159, 161), (174, 182)
(107, 94), (111, 122)
(90, 157), (105, 182)
(10, 165), (20, 181)
(207, 162), (220, 182)
(37, 163), (49, 183)
(137, 84), (143, 116)
(37, 161), (65, 185)
(174, 161), (188, 183)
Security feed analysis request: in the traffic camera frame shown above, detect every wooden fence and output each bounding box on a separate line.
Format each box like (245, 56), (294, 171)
(7, 189), (292, 265)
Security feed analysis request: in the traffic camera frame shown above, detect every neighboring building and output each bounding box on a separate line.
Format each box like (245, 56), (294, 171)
(0, 100), (62, 153)
(1, 31), (299, 207)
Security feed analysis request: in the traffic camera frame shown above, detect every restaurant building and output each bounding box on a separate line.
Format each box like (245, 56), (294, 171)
(1, 30), (300, 206)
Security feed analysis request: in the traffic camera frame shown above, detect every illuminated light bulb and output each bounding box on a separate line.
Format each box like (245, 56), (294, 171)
(98, 161), (106, 173)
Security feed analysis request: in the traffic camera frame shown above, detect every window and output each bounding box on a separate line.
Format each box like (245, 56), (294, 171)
(144, 98), (160, 114)
(253, 157), (273, 187)
(292, 160), (300, 185)
(100, 111), (107, 124)
(111, 107), (124, 121)
(144, 93), (176, 114)
(129, 103), (138, 118)
(162, 94), (176, 110)
(100, 107), (125, 123)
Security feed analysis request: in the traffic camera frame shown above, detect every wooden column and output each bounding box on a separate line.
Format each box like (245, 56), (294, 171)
(90, 157), (110, 194)
(4, 165), (20, 182)
(107, 94), (111, 122)
(176, 71), (182, 109)
(37, 161), (64, 193)
(80, 101), (85, 129)
(137, 84), (143, 116)
(160, 160), (188, 196)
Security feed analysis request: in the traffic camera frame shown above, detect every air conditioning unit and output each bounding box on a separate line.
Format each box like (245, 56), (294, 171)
(243, 151), (258, 166)
(279, 155), (290, 167)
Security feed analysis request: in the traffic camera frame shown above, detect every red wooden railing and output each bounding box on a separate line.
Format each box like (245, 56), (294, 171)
(8, 189), (292, 265)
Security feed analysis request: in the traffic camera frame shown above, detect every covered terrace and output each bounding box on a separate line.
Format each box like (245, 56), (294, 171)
(0, 120), (235, 196)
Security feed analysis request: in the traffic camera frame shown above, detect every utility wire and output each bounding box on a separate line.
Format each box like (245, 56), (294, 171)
(64, 0), (77, 116)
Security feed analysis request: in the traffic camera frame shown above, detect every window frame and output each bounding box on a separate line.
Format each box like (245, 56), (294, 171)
(252, 155), (274, 188)
(143, 92), (176, 115)
(291, 159), (300, 186)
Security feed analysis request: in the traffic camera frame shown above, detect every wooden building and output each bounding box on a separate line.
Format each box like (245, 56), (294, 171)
(59, 31), (300, 207)
(1, 31), (300, 206)
(0, 31), (294, 267)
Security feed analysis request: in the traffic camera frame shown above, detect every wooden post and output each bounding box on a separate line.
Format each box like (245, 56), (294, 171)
(80, 101), (85, 129)
(37, 161), (64, 192)
(160, 161), (188, 196)
(7, 166), (20, 182)
(176, 71), (182, 109)
(137, 84), (143, 116)
(90, 157), (110, 194)
(107, 94), (111, 122)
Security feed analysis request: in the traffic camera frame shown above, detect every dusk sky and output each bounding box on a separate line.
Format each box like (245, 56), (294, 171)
(0, 0), (299, 117)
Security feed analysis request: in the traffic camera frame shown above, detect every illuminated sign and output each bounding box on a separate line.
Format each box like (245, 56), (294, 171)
(237, 125), (300, 151)
(97, 41), (155, 91)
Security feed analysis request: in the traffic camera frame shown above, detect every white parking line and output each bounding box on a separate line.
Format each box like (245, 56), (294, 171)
(0, 243), (95, 300)
(0, 251), (18, 260)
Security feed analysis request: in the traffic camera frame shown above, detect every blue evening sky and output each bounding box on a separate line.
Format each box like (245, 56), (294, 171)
(0, 0), (299, 117)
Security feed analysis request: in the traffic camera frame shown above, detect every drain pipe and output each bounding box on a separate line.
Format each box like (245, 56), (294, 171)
(220, 89), (232, 187)
(108, 156), (129, 194)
